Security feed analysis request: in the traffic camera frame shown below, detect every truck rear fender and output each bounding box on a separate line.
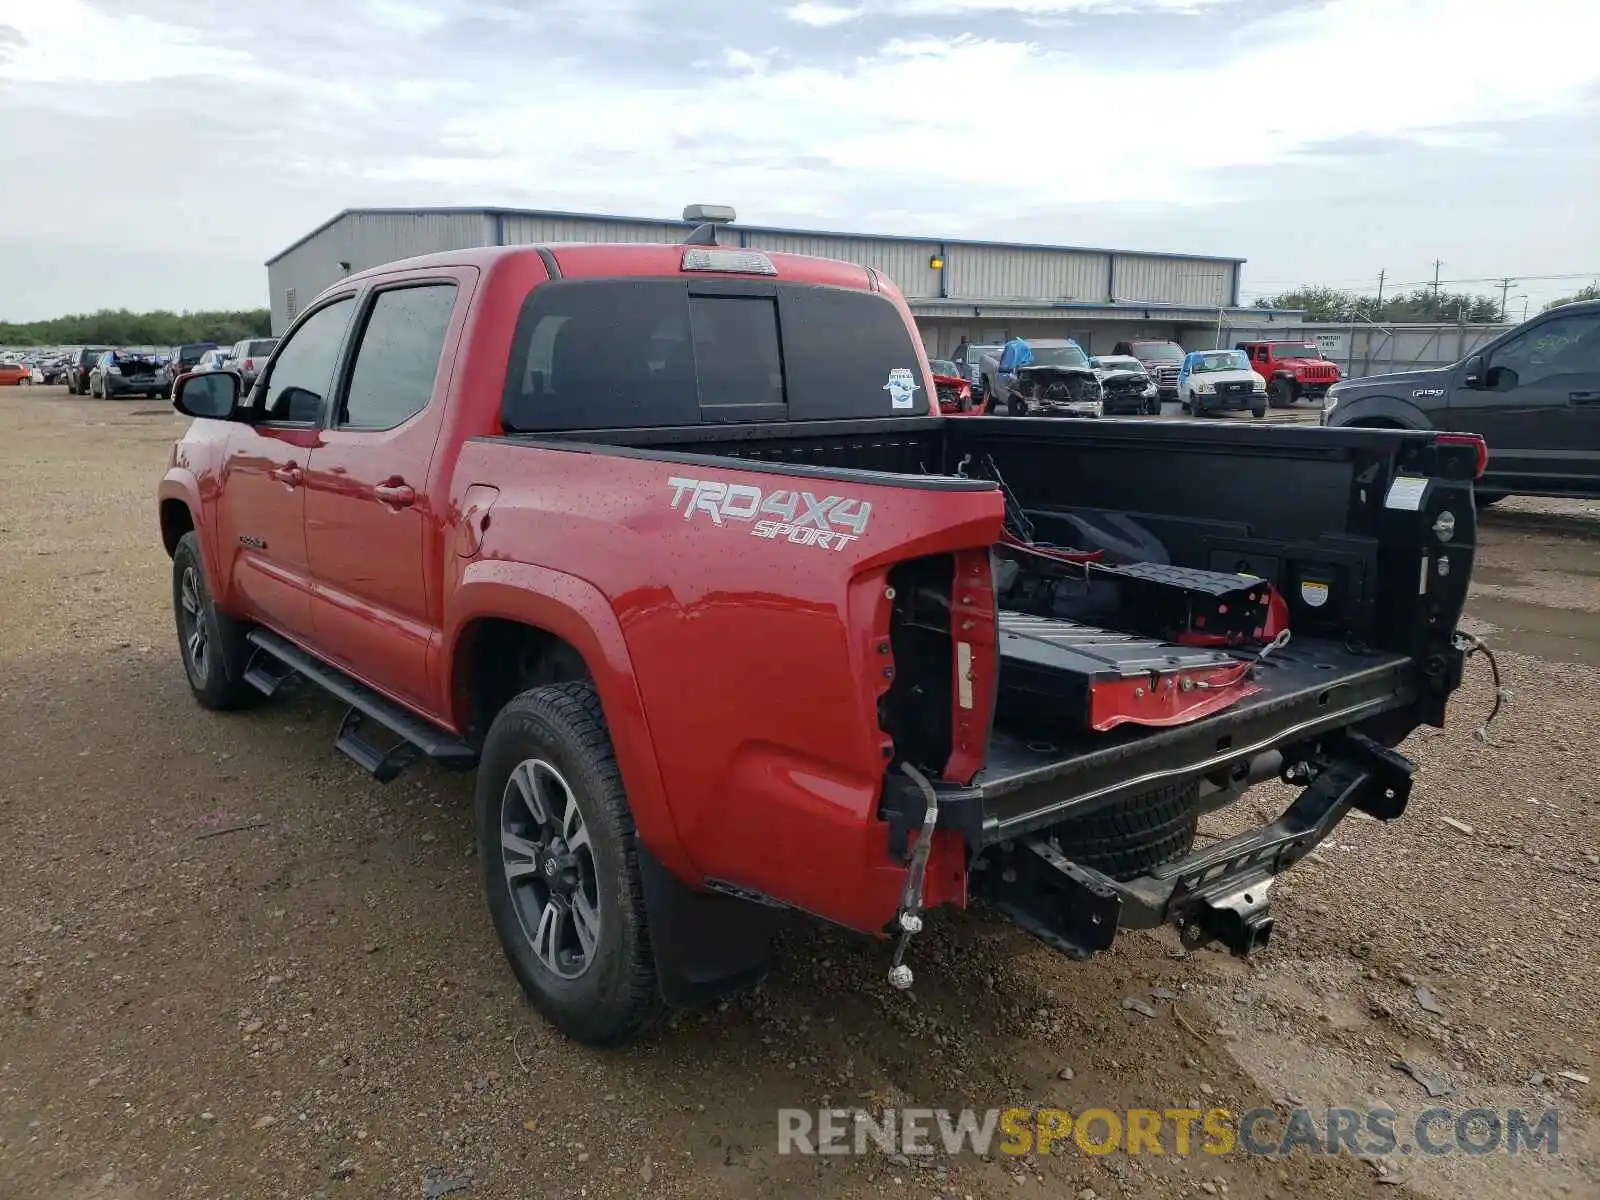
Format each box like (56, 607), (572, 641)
(443, 560), (696, 881)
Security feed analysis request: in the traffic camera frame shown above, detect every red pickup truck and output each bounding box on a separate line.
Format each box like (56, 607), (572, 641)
(159, 238), (1482, 1047)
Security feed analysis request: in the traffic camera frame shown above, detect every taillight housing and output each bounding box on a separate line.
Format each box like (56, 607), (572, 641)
(243, 358), (255, 371)
(944, 548), (998, 786)
(1437, 432), (1488, 479)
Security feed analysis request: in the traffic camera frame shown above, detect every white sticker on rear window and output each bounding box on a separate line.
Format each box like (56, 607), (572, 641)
(1384, 475), (1428, 512)
(884, 368), (920, 410)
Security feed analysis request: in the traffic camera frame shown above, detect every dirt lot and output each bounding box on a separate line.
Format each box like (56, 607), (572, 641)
(2, 388), (1596, 1200)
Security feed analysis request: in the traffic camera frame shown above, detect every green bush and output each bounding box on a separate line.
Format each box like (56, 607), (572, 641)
(0, 308), (272, 347)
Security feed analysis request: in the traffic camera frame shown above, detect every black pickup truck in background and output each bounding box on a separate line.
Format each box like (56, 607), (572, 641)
(1326, 299), (1600, 501)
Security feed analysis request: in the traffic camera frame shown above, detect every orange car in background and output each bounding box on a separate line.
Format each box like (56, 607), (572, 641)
(0, 362), (35, 386)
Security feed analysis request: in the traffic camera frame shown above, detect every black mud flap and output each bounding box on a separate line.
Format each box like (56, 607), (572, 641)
(635, 840), (776, 1009)
(977, 730), (1414, 959)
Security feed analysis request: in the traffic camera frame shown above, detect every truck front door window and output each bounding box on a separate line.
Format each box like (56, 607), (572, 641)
(340, 284), (458, 430)
(258, 298), (354, 423)
(1489, 312), (1600, 391)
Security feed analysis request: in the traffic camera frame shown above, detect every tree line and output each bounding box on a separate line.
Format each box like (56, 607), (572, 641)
(1252, 286), (1503, 324)
(1542, 282), (1600, 311)
(0, 308), (272, 348)
(1253, 281), (1600, 324)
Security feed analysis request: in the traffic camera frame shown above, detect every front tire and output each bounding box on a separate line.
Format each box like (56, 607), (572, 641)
(172, 532), (263, 710)
(477, 682), (663, 1047)
(1251, 400), (1268, 418)
(1268, 379), (1294, 408)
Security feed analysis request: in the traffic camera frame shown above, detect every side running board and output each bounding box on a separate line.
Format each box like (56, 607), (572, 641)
(244, 629), (477, 783)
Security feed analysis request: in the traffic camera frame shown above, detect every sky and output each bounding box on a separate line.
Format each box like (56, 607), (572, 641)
(1, 0), (1597, 322)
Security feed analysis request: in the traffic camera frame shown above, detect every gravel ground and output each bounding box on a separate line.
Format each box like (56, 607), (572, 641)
(1, 388), (1596, 1200)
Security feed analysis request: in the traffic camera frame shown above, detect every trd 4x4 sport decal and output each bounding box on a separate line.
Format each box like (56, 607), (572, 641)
(667, 476), (872, 552)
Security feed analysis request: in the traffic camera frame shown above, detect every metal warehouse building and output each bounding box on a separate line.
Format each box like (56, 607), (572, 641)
(265, 207), (1300, 354)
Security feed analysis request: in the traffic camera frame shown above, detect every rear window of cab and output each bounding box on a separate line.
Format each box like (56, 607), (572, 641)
(500, 279), (927, 431)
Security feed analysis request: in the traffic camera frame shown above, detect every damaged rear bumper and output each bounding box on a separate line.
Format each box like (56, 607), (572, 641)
(973, 730), (1414, 957)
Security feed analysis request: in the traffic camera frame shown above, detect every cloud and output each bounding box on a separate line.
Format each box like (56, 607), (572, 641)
(785, 3), (864, 27)
(890, 0), (1231, 10)
(0, 0), (1595, 319)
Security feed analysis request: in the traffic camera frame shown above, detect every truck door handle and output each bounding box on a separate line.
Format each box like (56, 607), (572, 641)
(375, 481), (416, 508)
(1569, 391), (1600, 405)
(270, 463), (303, 486)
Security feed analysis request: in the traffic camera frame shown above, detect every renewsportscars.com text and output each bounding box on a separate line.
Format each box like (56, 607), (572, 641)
(777, 1106), (1560, 1159)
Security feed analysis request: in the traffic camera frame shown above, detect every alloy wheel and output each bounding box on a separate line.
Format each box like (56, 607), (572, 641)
(500, 758), (601, 980)
(178, 565), (209, 683)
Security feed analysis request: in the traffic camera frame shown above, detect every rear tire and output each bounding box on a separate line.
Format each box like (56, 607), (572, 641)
(172, 532), (264, 711)
(477, 681), (664, 1048)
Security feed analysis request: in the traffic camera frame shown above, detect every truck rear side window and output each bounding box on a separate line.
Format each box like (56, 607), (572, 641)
(501, 278), (923, 432)
(339, 284), (457, 430)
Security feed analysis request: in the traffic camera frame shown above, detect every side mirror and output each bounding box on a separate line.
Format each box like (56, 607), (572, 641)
(173, 370), (243, 419)
(1462, 354), (1486, 389)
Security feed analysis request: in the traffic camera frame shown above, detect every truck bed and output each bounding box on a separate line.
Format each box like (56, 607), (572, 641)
(488, 412), (1473, 878)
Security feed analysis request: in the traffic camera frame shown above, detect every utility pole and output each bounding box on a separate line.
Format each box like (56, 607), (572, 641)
(1430, 259), (1444, 314)
(1374, 269), (1386, 320)
(1497, 276), (1517, 322)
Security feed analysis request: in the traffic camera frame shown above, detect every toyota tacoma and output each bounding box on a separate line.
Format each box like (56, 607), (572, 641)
(158, 233), (1483, 1046)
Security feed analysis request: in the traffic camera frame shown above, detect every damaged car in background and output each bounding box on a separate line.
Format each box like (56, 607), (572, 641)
(1091, 354), (1161, 415)
(985, 339), (1104, 418)
(929, 358), (976, 414)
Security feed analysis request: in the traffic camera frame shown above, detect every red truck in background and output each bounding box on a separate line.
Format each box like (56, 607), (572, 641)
(1237, 340), (1343, 408)
(158, 234), (1482, 1047)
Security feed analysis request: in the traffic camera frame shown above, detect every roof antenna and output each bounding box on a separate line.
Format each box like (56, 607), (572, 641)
(682, 204), (736, 246)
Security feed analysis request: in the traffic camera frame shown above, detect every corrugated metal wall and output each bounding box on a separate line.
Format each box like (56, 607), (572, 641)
(500, 214), (685, 245)
(745, 232), (942, 298)
(267, 211), (494, 333)
(265, 208), (1246, 336)
(945, 247), (1108, 304)
(1113, 254), (1232, 306)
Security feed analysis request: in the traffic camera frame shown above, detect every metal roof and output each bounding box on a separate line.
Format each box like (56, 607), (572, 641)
(907, 299), (1303, 320)
(265, 205), (1250, 268)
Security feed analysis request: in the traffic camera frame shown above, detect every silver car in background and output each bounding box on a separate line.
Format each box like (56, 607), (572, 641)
(223, 337), (279, 390)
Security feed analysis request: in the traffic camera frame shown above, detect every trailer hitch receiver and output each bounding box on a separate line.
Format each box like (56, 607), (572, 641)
(1180, 878), (1275, 957)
